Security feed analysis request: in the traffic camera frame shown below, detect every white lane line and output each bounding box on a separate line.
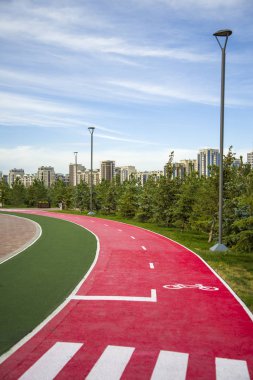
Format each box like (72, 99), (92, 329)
(130, 236), (135, 240)
(151, 350), (189, 380)
(19, 342), (83, 380)
(216, 358), (250, 380)
(86, 345), (134, 380)
(104, 224), (109, 227)
(149, 262), (155, 269)
(70, 289), (157, 303)
(117, 229), (122, 232)
(141, 246), (147, 251)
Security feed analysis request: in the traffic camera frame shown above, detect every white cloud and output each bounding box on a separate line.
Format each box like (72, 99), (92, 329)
(0, 16), (213, 63)
(107, 79), (219, 105)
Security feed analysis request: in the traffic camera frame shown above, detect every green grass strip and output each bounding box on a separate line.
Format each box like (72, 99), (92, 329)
(0, 212), (97, 355)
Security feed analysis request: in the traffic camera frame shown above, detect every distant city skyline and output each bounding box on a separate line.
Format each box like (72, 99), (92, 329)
(2, 148), (252, 178)
(1, 1), (253, 173)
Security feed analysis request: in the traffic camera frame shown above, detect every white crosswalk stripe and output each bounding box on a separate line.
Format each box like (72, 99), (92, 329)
(18, 342), (251, 380)
(86, 345), (134, 380)
(216, 357), (250, 380)
(151, 350), (189, 380)
(19, 342), (83, 380)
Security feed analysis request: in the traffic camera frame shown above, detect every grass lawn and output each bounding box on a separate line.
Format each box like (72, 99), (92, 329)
(0, 212), (97, 355)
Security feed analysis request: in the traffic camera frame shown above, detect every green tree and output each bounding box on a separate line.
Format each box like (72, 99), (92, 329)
(117, 178), (140, 218)
(26, 179), (48, 207)
(190, 168), (219, 242)
(173, 172), (200, 230)
(135, 176), (157, 222)
(74, 181), (90, 212)
(50, 180), (73, 209)
(229, 170), (253, 252)
(10, 178), (27, 206)
(0, 180), (11, 207)
(151, 175), (180, 226)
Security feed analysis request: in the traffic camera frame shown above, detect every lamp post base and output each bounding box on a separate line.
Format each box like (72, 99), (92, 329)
(210, 243), (228, 252)
(87, 211), (96, 216)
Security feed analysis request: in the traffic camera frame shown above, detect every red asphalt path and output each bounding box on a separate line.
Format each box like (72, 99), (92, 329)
(0, 210), (252, 380)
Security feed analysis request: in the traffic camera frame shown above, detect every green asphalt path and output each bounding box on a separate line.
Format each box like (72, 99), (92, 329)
(0, 212), (97, 355)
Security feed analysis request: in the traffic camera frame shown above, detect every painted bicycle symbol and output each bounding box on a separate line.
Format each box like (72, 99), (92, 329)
(163, 283), (219, 291)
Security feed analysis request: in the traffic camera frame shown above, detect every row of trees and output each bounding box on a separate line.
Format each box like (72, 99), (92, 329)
(1, 148), (252, 252)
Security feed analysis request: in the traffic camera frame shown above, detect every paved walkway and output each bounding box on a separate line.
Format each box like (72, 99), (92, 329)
(0, 210), (252, 379)
(0, 213), (41, 264)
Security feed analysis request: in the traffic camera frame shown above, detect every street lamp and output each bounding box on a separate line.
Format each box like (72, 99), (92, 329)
(210, 29), (232, 252)
(88, 127), (95, 215)
(74, 152), (78, 187)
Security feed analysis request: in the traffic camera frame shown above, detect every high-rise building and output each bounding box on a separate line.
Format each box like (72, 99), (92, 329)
(180, 159), (198, 175)
(232, 158), (242, 168)
(23, 174), (35, 188)
(100, 161), (115, 181)
(197, 149), (220, 177)
(37, 166), (55, 188)
(247, 151), (253, 169)
(119, 166), (136, 183)
(82, 170), (101, 186)
(172, 163), (186, 179)
(69, 163), (85, 186)
(8, 168), (24, 187)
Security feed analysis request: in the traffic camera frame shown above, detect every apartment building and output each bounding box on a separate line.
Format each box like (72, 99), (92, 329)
(37, 166), (55, 188)
(8, 168), (25, 187)
(180, 159), (197, 175)
(23, 174), (35, 187)
(100, 161), (115, 181)
(247, 151), (253, 169)
(80, 170), (101, 186)
(119, 166), (137, 183)
(197, 149), (220, 177)
(69, 163), (85, 186)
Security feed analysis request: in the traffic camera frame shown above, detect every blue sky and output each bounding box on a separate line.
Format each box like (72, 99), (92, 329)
(0, 0), (253, 174)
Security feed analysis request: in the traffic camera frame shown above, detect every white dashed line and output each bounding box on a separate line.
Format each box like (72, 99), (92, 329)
(149, 263), (155, 269)
(104, 224), (109, 227)
(141, 246), (147, 251)
(130, 236), (135, 240)
(117, 229), (122, 232)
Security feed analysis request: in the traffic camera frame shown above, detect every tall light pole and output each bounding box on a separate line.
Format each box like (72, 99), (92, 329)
(74, 152), (78, 187)
(88, 127), (95, 215)
(210, 29), (232, 252)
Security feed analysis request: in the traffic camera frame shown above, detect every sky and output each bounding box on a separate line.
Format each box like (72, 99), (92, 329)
(0, 0), (253, 175)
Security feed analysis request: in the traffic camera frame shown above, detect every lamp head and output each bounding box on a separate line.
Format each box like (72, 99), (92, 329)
(213, 29), (232, 37)
(88, 126), (95, 134)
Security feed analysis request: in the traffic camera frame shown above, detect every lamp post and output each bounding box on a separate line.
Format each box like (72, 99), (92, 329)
(88, 127), (95, 215)
(74, 152), (78, 186)
(210, 29), (232, 252)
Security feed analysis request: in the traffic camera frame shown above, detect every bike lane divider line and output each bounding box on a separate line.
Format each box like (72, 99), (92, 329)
(215, 358), (250, 380)
(130, 236), (135, 240)
(69, 289), (157, 303)
(86, 345), (135, 380)
(149, 262), (155, 269)
(141, 245), (147, 251)
(18, 342), (83, 380)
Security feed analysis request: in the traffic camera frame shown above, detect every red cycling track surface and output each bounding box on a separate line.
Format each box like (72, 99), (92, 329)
(0, 210), (252, 380)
